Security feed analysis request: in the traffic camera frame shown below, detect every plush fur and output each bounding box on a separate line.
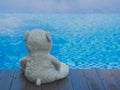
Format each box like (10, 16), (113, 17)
(19, 29), (69, 86)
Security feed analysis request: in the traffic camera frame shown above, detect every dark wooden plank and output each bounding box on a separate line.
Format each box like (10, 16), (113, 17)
(57, 71), (73, 90)
(25, 80), (42, 90)
(42, 81), (57, 90)
(10, 70), (42, 90)
(10, 70), (27, 90)
(0, 70), (15, 90)
(84, 69), (105, 90)
(110, 70), (120, 87)
(71, 69), (90, 90)
(1, 69), (120, 90)
(97, 69), (119, 90)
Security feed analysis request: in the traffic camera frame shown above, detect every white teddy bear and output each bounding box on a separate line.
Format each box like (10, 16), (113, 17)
(19, 29), (69, 86)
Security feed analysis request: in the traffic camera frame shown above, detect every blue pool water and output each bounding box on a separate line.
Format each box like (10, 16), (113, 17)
(0, 14), (120, 69)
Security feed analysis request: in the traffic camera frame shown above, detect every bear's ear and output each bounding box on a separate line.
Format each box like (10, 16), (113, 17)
(24, 31), (29, 41)
(46, 32), (51, 42)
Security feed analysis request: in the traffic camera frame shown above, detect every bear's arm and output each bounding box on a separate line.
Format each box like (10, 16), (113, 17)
(19, 56), (29, 72)
(51, 57), (61, 70)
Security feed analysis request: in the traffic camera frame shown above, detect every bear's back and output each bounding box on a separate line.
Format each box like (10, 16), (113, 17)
(25, 55), (57, 82)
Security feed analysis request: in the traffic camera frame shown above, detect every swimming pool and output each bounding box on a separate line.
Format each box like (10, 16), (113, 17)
(0, 14), (120, 69)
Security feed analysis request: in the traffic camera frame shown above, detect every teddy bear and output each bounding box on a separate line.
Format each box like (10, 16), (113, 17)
(19, 29), (69, 86)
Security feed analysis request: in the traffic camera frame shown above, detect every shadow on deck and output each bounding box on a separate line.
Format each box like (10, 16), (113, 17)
(0, 69), (120, 90)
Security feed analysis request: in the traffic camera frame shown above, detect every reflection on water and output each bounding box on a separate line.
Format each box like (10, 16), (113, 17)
(0, 14), (120, 69)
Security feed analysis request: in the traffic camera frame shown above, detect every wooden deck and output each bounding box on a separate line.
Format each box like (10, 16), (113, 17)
(0, 69), (120, 90)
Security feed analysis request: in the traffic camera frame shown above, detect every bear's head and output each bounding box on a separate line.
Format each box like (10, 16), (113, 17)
(24, 29), (52, 53)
